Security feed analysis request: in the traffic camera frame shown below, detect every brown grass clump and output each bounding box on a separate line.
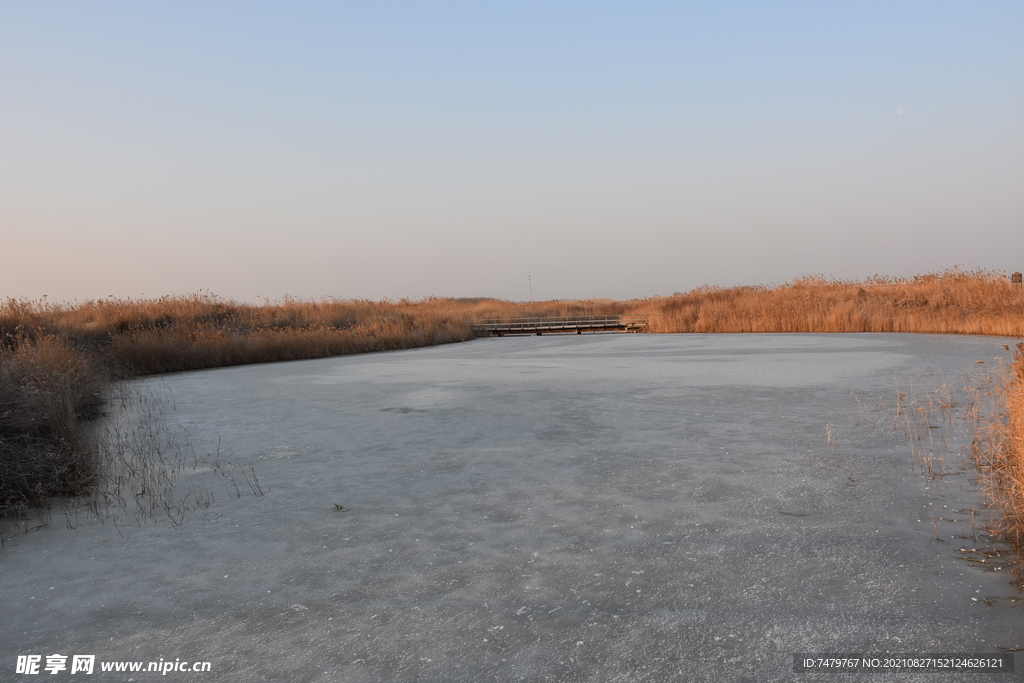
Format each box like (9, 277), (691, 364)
(1000, 353), (1024, 550)
(0, 334), (106, 513)
(972, 344), (1024, 554)
(1005, 354), (1024, 547)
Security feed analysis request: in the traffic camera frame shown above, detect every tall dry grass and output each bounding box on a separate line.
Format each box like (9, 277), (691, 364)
(640, 269), (1024, 335)
(2, 295), (477, 376)
(973, 344), (1024, 556)
(0, 334), (106, 513)
(1005, 354), (1024, 547)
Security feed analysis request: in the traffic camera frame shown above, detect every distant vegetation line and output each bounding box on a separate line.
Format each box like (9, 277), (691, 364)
(645, 270), (1024, 335)
(2, 269), (1023, 554)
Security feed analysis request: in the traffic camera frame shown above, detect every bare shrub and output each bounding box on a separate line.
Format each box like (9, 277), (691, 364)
(83, 385), (264, 533)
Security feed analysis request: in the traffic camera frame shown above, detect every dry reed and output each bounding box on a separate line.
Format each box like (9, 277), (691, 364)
(972, 345), (1024, 555)
(0, 334), (105, 513)
(640, 269), (1024, 335)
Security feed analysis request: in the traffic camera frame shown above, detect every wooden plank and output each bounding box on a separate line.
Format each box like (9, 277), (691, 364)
(468, 315), (649, 337)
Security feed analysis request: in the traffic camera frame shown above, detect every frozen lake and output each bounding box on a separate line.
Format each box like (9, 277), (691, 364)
(2, 333), (1021, 681)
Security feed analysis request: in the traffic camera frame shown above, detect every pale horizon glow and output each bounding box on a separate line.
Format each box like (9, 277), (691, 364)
(2, 2), (1022, 304)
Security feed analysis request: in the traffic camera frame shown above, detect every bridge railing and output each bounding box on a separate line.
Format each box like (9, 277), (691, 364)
(468, 315), (650, 333)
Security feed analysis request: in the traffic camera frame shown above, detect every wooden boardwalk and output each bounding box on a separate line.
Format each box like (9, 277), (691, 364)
(469, 315), (650, 337)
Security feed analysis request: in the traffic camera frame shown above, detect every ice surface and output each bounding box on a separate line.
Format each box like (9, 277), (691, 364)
(1, 333), (1020, 682)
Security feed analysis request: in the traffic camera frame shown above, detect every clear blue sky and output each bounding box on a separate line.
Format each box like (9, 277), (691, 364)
(2, 2), (1021, 303)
